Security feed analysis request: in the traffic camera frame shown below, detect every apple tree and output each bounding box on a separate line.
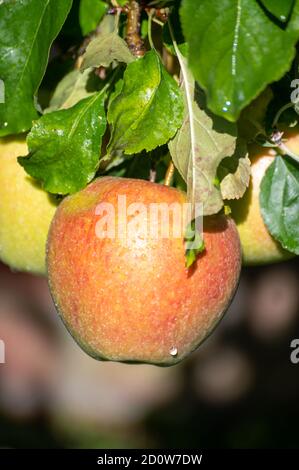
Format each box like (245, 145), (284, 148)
(0, 0), (298, 364)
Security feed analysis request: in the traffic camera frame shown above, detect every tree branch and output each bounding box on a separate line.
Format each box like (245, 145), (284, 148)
(126, 0), (145, 57)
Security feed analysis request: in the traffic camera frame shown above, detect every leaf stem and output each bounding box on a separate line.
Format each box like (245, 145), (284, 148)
(276, 142), (299, 164)
(147, 10), (155, 49)
(272, 102), (294, 127)
(114, 7), (121, 31)
(164, 161), (175, 186)
(152, 17), (164, 27)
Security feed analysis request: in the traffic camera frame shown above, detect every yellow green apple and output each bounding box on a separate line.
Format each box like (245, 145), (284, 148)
(0, 136), (58, 275)
(230, 131), (298, 265)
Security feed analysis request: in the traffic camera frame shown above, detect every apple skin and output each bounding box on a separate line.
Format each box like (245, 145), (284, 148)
(0, 136), (58, 275)
(230, 143), (294, 266)
(47, 177), (241, 366)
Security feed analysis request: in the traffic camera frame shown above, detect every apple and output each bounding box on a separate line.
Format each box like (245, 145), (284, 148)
(0, 136), (58, 275)
(230, 137), (296, 265)
(47, 177), (241, 365)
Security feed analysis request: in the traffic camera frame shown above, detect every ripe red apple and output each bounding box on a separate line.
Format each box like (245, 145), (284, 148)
(47, 177), (241, 365)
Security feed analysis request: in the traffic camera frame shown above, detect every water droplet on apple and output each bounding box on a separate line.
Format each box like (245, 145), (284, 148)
(169, 346), (178, 357)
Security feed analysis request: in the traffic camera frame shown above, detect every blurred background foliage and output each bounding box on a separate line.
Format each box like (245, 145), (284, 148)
(1, 0), (299, 449)
(1, 256), (299, 448)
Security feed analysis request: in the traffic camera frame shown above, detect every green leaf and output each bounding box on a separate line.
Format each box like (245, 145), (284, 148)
(0, 0), (72, 136)
(180, 0), (299, 121)
(218, 141), (250, 200)
(260, 155), (299, 254)
(106, 49), (184, 158)
(260, 0), (294, 22)
(18, 92), (107, 195)
(185, 219), (205, 268)
(81, 32), (135, 70)
(79, 0), (107, 35)
(45, 69), (99, 113)
(97, 14), (116, 35)
(238, 87), (273, 140)
(108, 79), (124, 107)
(220, 155), (250, 200)
(168, 49), (238, 215)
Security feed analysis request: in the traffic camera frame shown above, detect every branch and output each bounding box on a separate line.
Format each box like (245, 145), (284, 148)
(126, 0), (145, 57)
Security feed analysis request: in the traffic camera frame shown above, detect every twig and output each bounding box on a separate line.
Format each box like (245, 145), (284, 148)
(145, 6), (169, 23)
(126, 0), (145, 57)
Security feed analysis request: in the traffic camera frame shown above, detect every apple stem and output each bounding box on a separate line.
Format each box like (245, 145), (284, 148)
(164, 161), (175, 186)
